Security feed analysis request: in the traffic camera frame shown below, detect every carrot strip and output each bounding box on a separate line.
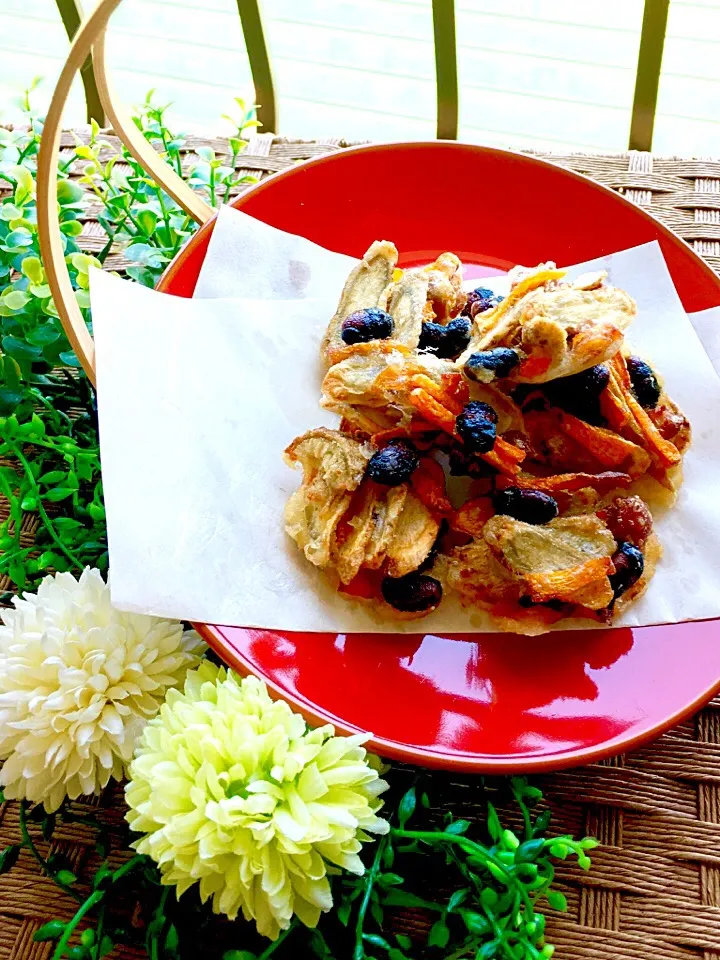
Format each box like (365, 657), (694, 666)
(479, 448), (522, 476)
(559, 412), (651, 477)
(624, 392), (681, 469)
(496, 471), (632, 494)
(609, 355), (681, 468)
(610, 352), (632, 390)
(600, 375), (633, 434)
(526, 557), (613, 603)
(452, 497), (495, 536)
(494, 436), (527, 464)
(441, 372), (470, 409)
(408, 388), (457, 432)
(516, 355), (552, 380)
(480, 268), (567, 327)
(411, 458), (453, 516)
(409, 374), (464, 415)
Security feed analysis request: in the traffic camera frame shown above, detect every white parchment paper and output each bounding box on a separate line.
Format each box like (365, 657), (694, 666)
(92, 222), (720, 631)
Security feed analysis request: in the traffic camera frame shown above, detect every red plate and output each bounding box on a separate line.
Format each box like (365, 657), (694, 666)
(158, 142), (720, 772)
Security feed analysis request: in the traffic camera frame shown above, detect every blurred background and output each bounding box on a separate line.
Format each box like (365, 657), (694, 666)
(2, 0), (720, 155)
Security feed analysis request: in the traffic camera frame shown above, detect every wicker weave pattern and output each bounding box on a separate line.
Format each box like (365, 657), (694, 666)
(1, 133), (720, 958)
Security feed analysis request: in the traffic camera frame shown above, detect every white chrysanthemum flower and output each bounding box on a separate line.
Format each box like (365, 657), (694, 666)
(125, 662), (389, 940)
(0, 568), (205, 812)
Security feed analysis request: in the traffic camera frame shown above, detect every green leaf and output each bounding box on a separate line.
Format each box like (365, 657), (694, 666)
(0, 845), (20, 874)
(26, 324), (61, 347)
(44, 488), (74, 502)
(195, 146), (215, 162)
(395, 935), (412, 951)
(580, 837), (599, 850)
(447, 888), (468, 912)
(546, 890), (567, 912)
(533, 809), (552, 834)
(2, 228), (33, 250)
(60, 219), (83, 237)
(549, 843), (568, 860)
(55, 869), (76, 885)
(57, 179), (85, 204)
(222, 952), (257, 960)
(515, 838), (546, 863)
(10, 166), (33, 205)
(39, 471), (66, 484)
(382, 889), (436, 910)
(487, 802), (502, 842)
(0, 389), (24, 415)
(0, 203), (23, 221)
(2, 335), (41, 359)
(397, 786), (416, 829)
(1, 290), (31, 311)
(336, 898), (352, 926)
(461, 910), (490, 936)
(427, 920), (449, 948)
(445, 819), (470, 836)
(136, 209), (158, 235)
(477, 941), (500, 960)
(362, 934), (390, 950)
(480, 887), (499, 910)
(59, 351), (82, 368)
(33, 919), (66, 942)
(20, 256), (43, 284)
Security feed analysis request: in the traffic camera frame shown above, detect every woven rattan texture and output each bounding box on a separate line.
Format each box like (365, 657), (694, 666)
(1, 132), (720, 958)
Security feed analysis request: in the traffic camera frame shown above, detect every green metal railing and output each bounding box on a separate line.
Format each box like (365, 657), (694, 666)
(55, 0), (669, 152)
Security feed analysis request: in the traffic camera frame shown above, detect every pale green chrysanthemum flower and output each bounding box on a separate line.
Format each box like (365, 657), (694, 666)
(125, 662), (389, 940)
(0, 568), (205, 812)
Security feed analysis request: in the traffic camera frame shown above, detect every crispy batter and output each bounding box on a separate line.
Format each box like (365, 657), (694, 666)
(333, 483), (409, 583)
(460, 278), (634, 383)
(385, 490), (441, 577)
(322, 240), (398, 366)
(444, 538), (519, 607)
(459, 266), (567, 362)
(422, 252), (467, 320)
(386, 269), (430, 348)
(322, 349), (456, 426)
(284, 428), (373, 568)
(483, 514), (616, 607)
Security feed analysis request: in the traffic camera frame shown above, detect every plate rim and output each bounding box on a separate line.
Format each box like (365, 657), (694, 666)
(195, 622), (720, 772)
(160, 139), (720, 311)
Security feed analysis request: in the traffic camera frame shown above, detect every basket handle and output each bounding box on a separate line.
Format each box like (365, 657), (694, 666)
(38, 0), (215, 385)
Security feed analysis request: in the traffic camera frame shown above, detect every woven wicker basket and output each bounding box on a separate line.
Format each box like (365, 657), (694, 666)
(21, 2), (720, 957)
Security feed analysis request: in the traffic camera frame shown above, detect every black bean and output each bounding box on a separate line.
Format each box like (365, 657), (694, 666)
(418, 317), (471, 359)
(626, 356), (661, 409)
(381, 572), (443, 613)
(464, 348), (521, 383)
(609, 542), (644, 599)
(341, 307), (394, 345)
(493, 487), (559, 525)
(366, 439), (419, 486)
(455, 401), (498, 454)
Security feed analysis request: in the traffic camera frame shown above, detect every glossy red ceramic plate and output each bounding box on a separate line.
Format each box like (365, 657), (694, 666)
(159, 142), (720, 772)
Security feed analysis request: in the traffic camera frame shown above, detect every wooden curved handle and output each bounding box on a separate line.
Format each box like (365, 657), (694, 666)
(37, 0), (214, 385)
